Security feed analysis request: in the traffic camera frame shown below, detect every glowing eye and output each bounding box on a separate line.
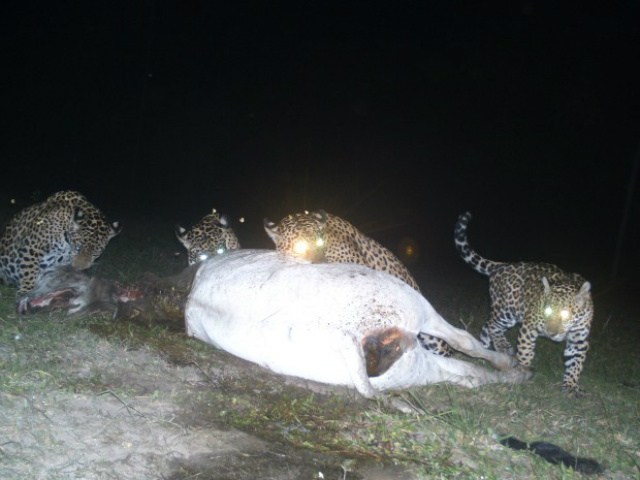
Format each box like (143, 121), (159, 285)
(293, 240), (309, 255)
(199, 253), (208, 261)
(544, 306), (553, 316)
(216, 247), (225, 255)
(316, 237), (325, 247)
(560, 310), (570, 320)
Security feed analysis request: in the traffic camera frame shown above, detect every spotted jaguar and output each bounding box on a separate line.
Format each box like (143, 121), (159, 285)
(455, 211), (594, 395)
(0, 190), (120, 296)
(176, 208), (241, 265)
(264, 209), (453, 357)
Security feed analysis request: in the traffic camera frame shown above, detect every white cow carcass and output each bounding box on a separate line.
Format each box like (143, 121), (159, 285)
(185, 250), (529, 400)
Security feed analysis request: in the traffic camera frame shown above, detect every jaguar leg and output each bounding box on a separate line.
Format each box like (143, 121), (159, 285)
(515, 322), (540, 368)
(486, 311), (517, 355)
(417, 334), (454, 357)
(562, 330), (590, 396)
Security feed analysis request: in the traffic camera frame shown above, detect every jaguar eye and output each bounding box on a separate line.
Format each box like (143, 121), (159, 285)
(216, 247), (225, 255)
(293, 240), (309, 255)
(316, 237), (325, 247)
(199, 253), (209, 261)
(544, 306), (553, 316)
(560, 309), (570, 320)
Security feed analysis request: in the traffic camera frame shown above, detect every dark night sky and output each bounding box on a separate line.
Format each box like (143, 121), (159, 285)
(2, 2), (639, 284)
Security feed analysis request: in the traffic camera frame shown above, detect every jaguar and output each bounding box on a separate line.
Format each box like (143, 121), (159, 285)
(0, 190), (120, 296)
(176, 208), (241, 265)
(455, 211), (594, 395)
(264, 209), (453, 356)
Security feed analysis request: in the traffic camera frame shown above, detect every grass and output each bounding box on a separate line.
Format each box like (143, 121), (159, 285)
(1, 218), (639, 479)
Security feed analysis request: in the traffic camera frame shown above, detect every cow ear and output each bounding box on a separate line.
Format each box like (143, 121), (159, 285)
(264, 218), (280, 243)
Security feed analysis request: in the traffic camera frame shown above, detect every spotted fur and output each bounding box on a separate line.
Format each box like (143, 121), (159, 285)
(176, 208), (241, 265)
(264, 209), (453, 357)
(455, 211), (594, 395)
(0, 191), (120, 296)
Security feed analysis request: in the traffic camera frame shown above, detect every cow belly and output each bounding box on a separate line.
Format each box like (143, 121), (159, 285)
(184, 250), (428, 391)
(186, 295), (361, 386)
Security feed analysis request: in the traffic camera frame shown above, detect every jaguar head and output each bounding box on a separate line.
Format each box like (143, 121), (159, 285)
(176, 209), (241, 265)
(264, 210), (328, 263)
(540, 276), (592, 340)
(69, 206), (121, 270)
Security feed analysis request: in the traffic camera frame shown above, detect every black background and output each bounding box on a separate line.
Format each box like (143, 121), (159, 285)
(2, 2), (639, 288)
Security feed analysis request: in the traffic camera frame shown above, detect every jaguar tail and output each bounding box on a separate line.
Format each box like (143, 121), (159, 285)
(454, 212), (500, 276)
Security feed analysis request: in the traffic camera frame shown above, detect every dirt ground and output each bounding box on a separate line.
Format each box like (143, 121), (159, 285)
(0, 323), (420, 480)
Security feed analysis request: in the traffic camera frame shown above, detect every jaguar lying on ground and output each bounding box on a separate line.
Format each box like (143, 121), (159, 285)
(454, 211), (594, 396)
(176, 208), (241, 265)
(264, 209), (453, 356)
(0, 190), (120, 296)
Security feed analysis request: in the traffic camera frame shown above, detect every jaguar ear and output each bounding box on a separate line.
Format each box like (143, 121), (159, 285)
(576, 281), (591, 307)
(73, 206), (84, 220)
(541, 276), (551, 296)
(175, 224), (190, 247)
(71, 207), (84, 231)
(263, 218), (280, 243)
(313, 209), (329, 225)
(579, 281), (591, 294)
